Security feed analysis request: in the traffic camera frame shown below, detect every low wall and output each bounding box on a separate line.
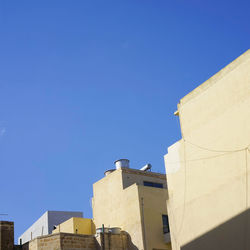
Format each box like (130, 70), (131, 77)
(96, 232), (129, 250)
(21, 231), (129, 250)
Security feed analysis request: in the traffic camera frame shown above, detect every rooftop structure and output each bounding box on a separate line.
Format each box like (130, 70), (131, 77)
(18, 210), (83, 245)
(92, 159), (170, 250)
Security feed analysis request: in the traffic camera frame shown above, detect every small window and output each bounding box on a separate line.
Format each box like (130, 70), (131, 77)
(143, 181), (163, 189)
(162, 215), (170, 234)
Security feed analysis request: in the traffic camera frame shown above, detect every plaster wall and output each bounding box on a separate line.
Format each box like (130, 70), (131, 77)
(164, 49), (250, 250)
(52, 217), (95, 235)
(73, 218), (95, 235)
(93, 168), (169, 250)
(52, 217), (73, 234)
(137, 186), (170, 250)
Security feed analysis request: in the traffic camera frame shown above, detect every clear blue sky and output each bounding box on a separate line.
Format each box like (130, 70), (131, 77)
(0, 0), (249, 242)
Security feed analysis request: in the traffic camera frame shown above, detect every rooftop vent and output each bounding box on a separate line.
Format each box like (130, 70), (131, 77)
(114, 159), (130, 169)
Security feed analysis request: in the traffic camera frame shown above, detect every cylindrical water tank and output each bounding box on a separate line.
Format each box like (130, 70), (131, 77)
(109, 227), (121, 234)
(140, 163), (152, 171)
(114, 159), (130, 169)
(96, 227), (109, 234)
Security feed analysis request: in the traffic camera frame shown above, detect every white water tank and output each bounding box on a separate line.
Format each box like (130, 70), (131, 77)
(114, 159), (130, 169)
(140, 164), (152, 171)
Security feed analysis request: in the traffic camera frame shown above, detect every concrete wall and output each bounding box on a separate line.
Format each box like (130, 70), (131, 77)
(137, 186), (171, 250)
(92, 168), (170, 250)
(52, 217), (95, 235)
(19, 211), (83, 244)
(0, 221), (14, 250)
(164, 49), (250, 250)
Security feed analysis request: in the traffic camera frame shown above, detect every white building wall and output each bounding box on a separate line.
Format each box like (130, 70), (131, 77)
(18, 211), (83, 245)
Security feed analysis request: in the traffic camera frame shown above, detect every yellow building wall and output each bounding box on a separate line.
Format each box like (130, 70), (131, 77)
(52, 217), (95, 235)
(138, 185), (171, 250)
(73, 218), (95, 235)
(52, 217), (74, 234)
(93, 168), (170, 250)
(164, 49), (250, 250)
(93, 170), (144, 249)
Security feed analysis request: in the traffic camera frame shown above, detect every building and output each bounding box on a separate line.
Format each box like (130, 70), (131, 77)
(164, 49), (250, 250)
(0, 220), (130, 250)
(0, 221), (14, 250)
(18, 210), (83, 245)
(92, 159), (171, 250)
(52, 217), (95, 235)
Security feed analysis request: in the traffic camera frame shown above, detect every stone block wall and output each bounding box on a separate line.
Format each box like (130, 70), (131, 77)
(61, 234), (96, 249)
(0, 221), (14, 250)
(20, 232), (129, 250)
(96, 232), (129, 250)
(22, 233), (96, 250)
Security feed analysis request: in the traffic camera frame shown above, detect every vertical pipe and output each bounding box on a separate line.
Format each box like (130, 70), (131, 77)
(141, 197), (147, 250)
(102, 224), (105, 250)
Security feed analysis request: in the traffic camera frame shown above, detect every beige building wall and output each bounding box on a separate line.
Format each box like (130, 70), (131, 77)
(164, 49), (250, 250)
(52, 217), (73, 234)
(52, 217), (95, 235)
(92, 168), (170, 250)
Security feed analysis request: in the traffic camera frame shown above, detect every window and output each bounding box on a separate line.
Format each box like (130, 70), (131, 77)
(143, 181), (163, 189)
(162, 215), (170, 234)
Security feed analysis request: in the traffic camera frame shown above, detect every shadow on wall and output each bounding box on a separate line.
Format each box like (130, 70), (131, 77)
(181, 209), (250, 250)
(126, 233), (139, 250)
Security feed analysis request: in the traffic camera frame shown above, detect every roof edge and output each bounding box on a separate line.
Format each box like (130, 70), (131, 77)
(179, 49), (250, 106)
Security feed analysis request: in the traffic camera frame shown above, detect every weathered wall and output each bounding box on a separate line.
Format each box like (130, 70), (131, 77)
(0, 221), (14, 250)
(164, 49), (250, 250)
(23, 233), (96, 250)
(21, 232), (129, 250)
(96, 232), (129, 250)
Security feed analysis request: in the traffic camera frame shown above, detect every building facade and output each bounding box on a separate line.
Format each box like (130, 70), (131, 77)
(92, 159), (171, 250)
(18, 210), (83, 245)
(164, 50), (250, 250)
